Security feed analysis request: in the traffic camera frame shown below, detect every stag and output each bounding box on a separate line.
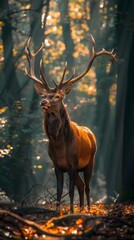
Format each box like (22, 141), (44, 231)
(25, 35), (116, 213)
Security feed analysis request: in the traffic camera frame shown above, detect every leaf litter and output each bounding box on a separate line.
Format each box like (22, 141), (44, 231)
(0, 202), (134, 239)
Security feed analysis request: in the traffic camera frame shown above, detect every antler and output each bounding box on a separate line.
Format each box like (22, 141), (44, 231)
(25, 35), (116, 94)
(58, 61), (67, 88)
(40, 59), (52, 91)
(25, 38), (51, 92)
(57, 34), (116, 89)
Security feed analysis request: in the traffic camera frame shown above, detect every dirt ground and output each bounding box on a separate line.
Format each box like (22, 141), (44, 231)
(0, 202), (134, 239)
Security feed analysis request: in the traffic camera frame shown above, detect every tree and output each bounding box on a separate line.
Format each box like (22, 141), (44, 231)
(0, 0), (50, 202)
(114, 0), (134, 201)
(58, 0), (75, 73)
(0, 0), (20, 103)
(0, 0), (24, 199)
(87, 0), (117, 198)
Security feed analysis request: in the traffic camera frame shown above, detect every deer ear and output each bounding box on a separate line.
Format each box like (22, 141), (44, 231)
(62, 84), (72, 95)
(34, 83), (46, 96)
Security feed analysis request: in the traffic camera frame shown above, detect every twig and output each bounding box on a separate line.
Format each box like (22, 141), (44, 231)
(21, 183), (44, 206)
(46, 187), (57, 203)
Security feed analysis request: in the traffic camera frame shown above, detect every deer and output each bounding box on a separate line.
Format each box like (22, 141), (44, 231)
(25, 35), (116, 213)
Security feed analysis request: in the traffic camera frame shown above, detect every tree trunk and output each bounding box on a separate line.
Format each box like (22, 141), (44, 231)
(88, 0), (117, 198)
(0, 0), (20, 103)
(0, 0), (50, 202)
(115, 0), (134, 201)
(58, 0), (75, 74)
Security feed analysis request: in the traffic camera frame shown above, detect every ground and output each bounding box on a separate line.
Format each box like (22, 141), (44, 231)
(0, 203), (134, 239)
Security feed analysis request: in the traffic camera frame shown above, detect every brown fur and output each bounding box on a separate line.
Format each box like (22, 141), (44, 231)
(43, 101), (96, 212)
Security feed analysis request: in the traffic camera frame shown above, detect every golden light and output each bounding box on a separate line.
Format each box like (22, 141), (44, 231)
(100, 2), (104, 8)
(72, 229), (77, 234)
(47, 15), (51, 20)
(37, 165), (43, 169)
(87, 85), (96, 95)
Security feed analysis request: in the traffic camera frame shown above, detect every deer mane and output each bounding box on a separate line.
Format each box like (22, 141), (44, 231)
(44, 104), (73, 143)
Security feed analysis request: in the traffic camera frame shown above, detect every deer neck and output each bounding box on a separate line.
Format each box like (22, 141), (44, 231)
(44, 103), (73, 143)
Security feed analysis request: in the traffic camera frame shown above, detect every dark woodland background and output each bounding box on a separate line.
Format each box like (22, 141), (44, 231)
(0, 0), (134, 205)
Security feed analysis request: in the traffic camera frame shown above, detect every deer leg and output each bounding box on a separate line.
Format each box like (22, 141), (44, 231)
(75, 172), (85, 211)
(55, 167), (63, 211)
(68, 170), (76, 213)
(83, 162), (93, 212)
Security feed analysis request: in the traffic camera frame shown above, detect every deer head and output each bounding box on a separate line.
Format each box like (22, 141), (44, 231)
(25, 35), (116, 113)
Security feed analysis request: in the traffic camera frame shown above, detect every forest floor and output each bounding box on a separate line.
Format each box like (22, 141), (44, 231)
(0, 202), (134, 240)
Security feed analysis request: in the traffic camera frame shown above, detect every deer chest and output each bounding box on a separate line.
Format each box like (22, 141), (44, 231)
(48, 142), (67, 168)
(48, 141), (78, 170)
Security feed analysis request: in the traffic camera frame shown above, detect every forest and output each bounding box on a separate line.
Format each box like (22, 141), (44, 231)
(0, 0), (134, 239)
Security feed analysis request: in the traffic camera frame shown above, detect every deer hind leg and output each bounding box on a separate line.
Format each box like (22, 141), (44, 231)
(75, 172), (85, 211)
(55, 167), (64, 211)
(84, 160), (94, 212)
(68, 170), (75, 213)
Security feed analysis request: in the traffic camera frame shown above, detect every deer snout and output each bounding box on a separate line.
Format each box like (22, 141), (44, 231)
(40, 99), (51, 110)
(40, 99), (48, 106)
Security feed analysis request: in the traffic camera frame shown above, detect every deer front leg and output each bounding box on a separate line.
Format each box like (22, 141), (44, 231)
(55, 167), (63, 211)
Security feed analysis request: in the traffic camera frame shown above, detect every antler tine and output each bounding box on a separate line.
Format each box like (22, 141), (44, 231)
(35, 42), (45, 56)
(40, 59), (51, 91)
(25, 37), (31, 52)
(58, 61), (67, 88)
(96, 48), (117, 61)
(25, 38), (32, 63)
(90, 34), (96, 56)
(52, 77), (58, 88)
(60, 69), (76, 87)
(25, 38), (44, 86)
(67, 69), (76, 81)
